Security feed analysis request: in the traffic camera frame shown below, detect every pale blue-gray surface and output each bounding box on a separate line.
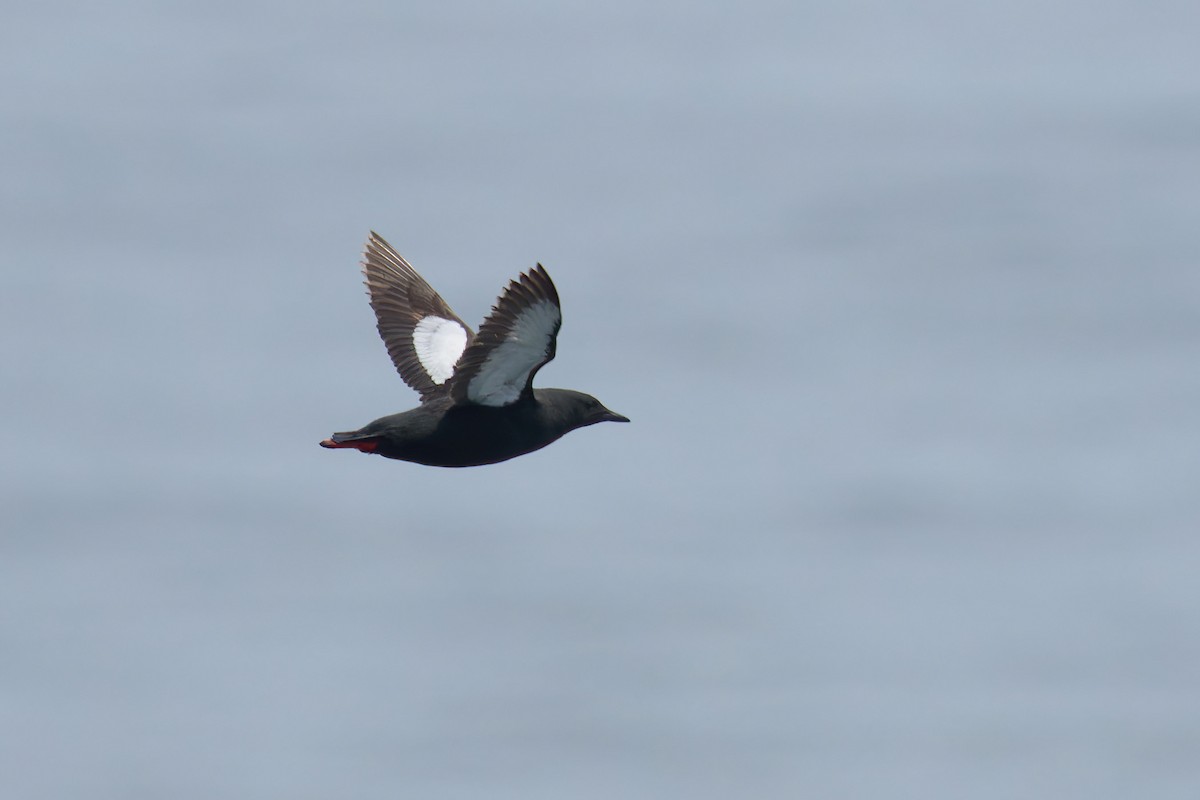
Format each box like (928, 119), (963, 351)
(3, 1), (1199, 798)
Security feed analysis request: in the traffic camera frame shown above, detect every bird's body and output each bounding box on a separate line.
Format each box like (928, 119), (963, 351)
(325, 389), (618, 467)
(321, 233), (627, 467)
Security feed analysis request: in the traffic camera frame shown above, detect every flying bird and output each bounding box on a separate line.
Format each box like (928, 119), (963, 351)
(321, 232), (628, 467)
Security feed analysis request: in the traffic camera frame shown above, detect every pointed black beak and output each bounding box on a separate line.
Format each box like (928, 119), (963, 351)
(598, 407), (630, 424)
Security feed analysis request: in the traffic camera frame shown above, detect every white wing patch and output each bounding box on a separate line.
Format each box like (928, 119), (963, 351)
(412, 316), (469, 384)
(466, 300), (561, 406)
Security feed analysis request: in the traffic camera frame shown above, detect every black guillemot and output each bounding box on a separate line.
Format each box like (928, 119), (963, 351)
(320, 232), (628, 467)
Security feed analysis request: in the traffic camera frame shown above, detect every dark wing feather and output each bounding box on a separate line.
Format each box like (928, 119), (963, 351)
(361, 231), (474, 402)
(449, 264), (562, 407)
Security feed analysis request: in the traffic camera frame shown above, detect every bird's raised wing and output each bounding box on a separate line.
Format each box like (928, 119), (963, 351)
(361, 231), (473, 402)
(449, 264), (562, 407)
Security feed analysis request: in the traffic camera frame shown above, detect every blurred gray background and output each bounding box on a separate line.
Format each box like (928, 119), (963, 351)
(3, 1), (1199, 798)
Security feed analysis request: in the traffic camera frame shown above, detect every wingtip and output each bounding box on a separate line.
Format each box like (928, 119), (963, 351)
(524, 262), (560, 306)
(363, 230), (385, 254)
(363, 230), (396, 260)
(361, 231), (405, 283)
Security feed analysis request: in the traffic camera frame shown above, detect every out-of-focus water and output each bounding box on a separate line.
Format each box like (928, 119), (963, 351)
(3, 1), (1199, 798)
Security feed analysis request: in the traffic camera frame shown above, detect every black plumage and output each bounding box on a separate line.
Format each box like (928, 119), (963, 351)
(321, 232), (627, 467)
